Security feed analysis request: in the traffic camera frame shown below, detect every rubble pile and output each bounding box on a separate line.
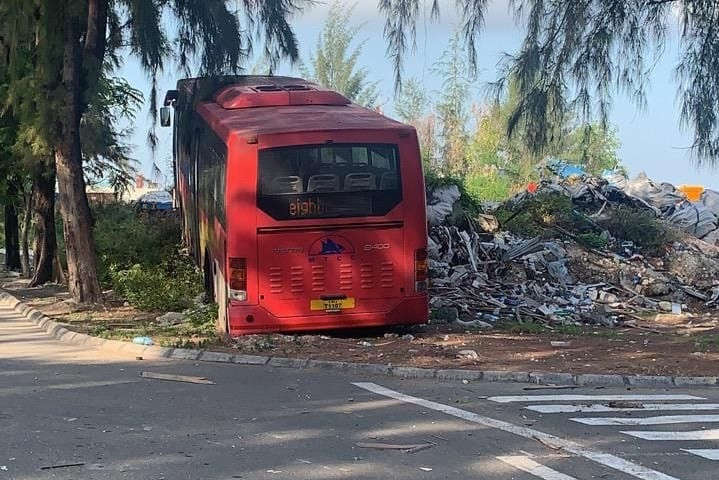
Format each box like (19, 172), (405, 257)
(426, 171), (719, 328)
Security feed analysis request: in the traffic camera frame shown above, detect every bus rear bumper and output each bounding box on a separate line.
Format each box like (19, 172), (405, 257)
(227, 296), (428, 336)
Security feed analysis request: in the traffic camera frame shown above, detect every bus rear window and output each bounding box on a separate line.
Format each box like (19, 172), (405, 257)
(257, 144), (402, 220)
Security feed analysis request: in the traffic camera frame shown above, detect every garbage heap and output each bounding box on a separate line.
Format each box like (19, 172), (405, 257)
(426, 173), (719, 329)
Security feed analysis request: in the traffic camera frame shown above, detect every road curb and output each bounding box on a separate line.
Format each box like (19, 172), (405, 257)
(0, 291), (714, 388)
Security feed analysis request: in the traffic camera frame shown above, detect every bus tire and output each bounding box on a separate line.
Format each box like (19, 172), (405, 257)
(213, 259), (229, 335)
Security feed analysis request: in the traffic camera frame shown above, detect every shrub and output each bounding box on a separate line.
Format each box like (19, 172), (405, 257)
(464, 172), (513, 203)
(496, 192), (592, 237)
(110, 255), (203, 311)
(93, 204), (181, 285)
(600, 206), (676, 254)
(180, 303), (218, 337)
(577, 232), (608, 249)
(57, 203), (182, 286)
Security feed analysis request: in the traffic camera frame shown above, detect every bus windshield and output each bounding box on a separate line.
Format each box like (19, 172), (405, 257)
(257, 143), (402, 220)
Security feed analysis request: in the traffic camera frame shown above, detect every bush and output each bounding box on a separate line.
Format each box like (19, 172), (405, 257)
(600, 206), (676, 254)
(93, 204), (181, 285)
(577, 232), (608, 249)
(464, 172), (513, 203)
(110, 255), (203, 311)
(55, 203), (182, 286)
(180, 303), (218, 337)
(496, 192), (594, 237)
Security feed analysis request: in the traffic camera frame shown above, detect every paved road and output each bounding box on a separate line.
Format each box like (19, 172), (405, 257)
(2, 304), (719, 480)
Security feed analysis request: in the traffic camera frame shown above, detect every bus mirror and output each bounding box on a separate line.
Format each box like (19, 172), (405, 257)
(160, 106), (171, 127)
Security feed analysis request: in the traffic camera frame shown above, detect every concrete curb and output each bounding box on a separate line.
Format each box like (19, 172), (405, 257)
(1, 291), (716, 388)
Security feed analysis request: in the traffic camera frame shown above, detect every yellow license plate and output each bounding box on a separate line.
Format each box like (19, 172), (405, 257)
(310, 297), (356, 312)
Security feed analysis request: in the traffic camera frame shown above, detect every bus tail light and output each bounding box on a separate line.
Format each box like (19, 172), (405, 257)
(414, 248), (428, 292)
(229, 257), (247, 301)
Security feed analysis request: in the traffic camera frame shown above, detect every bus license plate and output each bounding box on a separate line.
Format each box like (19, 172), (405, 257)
(310, 298), (355, 312)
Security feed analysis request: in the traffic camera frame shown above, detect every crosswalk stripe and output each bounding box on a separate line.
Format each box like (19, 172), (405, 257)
(497, 456), (577, 480)
(682, 449), (719, 460)
(622, 429), (719, 441)
(354, 382), (679, 480)
(572, 415), (719, 426)
(488, 395), (704, 403)
(527, 403), (719, 414)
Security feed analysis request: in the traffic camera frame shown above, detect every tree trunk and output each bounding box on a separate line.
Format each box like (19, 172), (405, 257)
(55, 10), (101, 303)
(20, 186), (32, 277)
(4, 180), (21, 271)
(29, 156), (57, 287)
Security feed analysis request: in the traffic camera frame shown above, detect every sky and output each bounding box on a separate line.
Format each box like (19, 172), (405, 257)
(117, 0), (719, 188)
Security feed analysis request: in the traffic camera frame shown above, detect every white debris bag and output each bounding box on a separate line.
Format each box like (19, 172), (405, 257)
(426, 184), (460, 226)
(667, 202), (719, 239)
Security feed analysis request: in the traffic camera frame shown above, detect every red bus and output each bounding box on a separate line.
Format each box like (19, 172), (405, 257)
(162, 76), (428, 335)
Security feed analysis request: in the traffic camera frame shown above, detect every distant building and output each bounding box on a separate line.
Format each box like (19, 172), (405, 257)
(85, 174), (167, 205)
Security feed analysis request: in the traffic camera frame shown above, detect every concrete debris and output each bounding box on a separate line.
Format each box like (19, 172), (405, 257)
(155, 311), (186, 326)
(426, 171), (719, 329)
(457, 349), (480, 360)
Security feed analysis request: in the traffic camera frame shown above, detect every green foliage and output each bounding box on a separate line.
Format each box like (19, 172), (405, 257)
(496, 192), (584, 237)
(695, 334), (719, 353)
(558, 125), (622, 175)
(576, 232), (608, 250)
(600, 206), (677, 254)
(500, 320), (548, 334)
(302, 1), (380, 107)
(379, 1), (719, 164)
(110, 256), (203, 312)
(553, 324), (584, 335)
(97, 206), (203, 312)
(180, 303), (219, 337)
(91, 204), (181, 285)
(81, 76), (144, 194)
(394, 78), (427, 124)
(464, 172), (512, 202)
(431, 30), (473, 176)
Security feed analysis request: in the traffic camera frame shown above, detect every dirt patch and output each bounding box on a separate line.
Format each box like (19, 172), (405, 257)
(220, 321), (719, 377)
(1, 275), (216, 348)
(4, 272), (719, 378)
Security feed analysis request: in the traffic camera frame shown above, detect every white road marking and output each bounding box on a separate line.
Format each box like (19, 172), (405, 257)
(0, 380), (138, 397)
(682, 449), (719, 461)
(0, 370), (36, 377)
(573, 415), (719, 426)
(527, 403), (719, 414)
(353, 382), (678, 480)
(622, 429), (719, 441)
(488, 395), (704, 403)
(497, 456), (577, 480)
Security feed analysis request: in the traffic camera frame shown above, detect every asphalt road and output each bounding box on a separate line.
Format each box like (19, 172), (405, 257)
(2, 304), (719, 480)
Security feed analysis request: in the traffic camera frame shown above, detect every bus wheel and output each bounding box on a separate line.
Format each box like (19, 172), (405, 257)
(213, 260), (229, 335)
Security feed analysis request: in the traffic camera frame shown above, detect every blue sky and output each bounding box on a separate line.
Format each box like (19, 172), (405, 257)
(118, 1), (718, 188)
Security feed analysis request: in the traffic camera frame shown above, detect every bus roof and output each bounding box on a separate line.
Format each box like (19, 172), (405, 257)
(178, 76), (411, 141)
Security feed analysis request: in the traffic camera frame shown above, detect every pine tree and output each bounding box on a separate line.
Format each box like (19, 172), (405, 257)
(380, 0), (719, 164)
(302, 1), (380, 107)
(0, 0), (308, 302)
